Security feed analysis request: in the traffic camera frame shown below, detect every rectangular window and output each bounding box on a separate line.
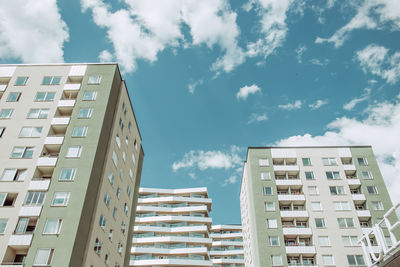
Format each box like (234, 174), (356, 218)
(269, 236), (280, 246)
(83, 91), (97, 101)
(263, 187), (272, 195)
(361, 171), (373, 179)
(322, 157), (337, 165)
(72, 126), (88, 137)
(267, 219), (278, 228)
(305, 171), (314, 180)
(27, 108), (49, 119)
(334, 201), (351, 211)
(311, 202), (322, 211)
(357, 157), (368, 166)
(318, 236), (330, 246)
(33, 248), (54, 265)
(25, 191), (46, 206)
(265, 202), (275, 211)
(0, 219), (7, 234)
(326, 171), (340, 180)
(119, 118), (124, 131)
(322, 255), (335, 265)
(0, 193), (7, 206)
(104, 192), (110, 207)
(42, 76), (61, 85)
(15, 76), (28, 86)
(302, 158), (311, 166)
(1, 169), (27, 181)
(261, 172), (271, 180)
(338, 218), (355, 228)
(112, 151), (118, 166)
(113, 207), (117, 218)
(308, 186), (319, 195)
(78, 108), (93, 119)
(88, 75), (101, 84)
(43, 219), (62, 234)
(19, 127), (42, 138)
(259, 159), (269, 166)
(108, 172), (114, 186)
(127, 185), (131, 197)
(99, 214), (106, 229)
(0, 109), (14, 119)
(115, 134), (121, 148)
(330, 186), (345, 195)
(271, 255), (282, 266)
(66, 146), (82, 158)
(367, 186), (378, 194)
(315, 218), (325, 228)
(59, 168), (76, 181)
(34, 92), (55, 102)
(347, 255), (365, 266)
(7, 92), (21, 102)
(11, 146), (34, 158)
(342, 236), (359, 246)
(51, 192), (70, 206)
(371, 201), (384, 211)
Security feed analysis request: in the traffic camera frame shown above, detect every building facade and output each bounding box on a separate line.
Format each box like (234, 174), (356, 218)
(240, 146), (393, 267)
(0, 64), (144, 267)
(210, 225), (244, 266)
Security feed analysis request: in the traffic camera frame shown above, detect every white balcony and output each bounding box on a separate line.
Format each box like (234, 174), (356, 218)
(58, 99), (75, 107)
(210, 232), (243, 239)
(28, 180), (50, 191)
(343, 164), (356, 171)
(131, 246), (208, 255)
(133, 236), (212, 245)
(288, 265), (317, 267)
(210, 250), (244, 256)
(63, 83), (81, 91)
(135, 215), (212, 224)
(280, 210), (309, 218)
(51, 117), (70, 125)
(357, 210), (372, 218)
(45, 136), (64, 145)
(130, 259), (213, 266)
(278, 195), (305, 202)
(275, 179), (302, 186)
(137, 205), (208, 214)
(352, 194), (366, 202)
(134, 225), (207, 234)
(8, 234), (33, 247)
(0, 265), (23, 267)
(0, 84), (7, 92)
(283, 227), (312, 236)
(347, 179), (361, 186)
(36, 157), (57, 167)
(69, 65), (87, 76)
(212, 259), (244, 264)
(212, 241), (243, 247)
(0, 66), (16, 77)
(273, 165), (300, 172)
(286, 245), (316, 254)
(19, 206), (42, 217)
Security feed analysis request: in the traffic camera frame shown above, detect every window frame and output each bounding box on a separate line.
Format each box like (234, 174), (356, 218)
(71, 126), (88, 137)
(43, 219), (62, 235)
(11, 146), (34, 159)
(27, 108), (49, 119)
(33, 248), (54, 266)
(88, 75), (102, 84)
(19, 127), (43, 138)
(259, 159), (269, 166)
(15, 76), (28, 86)
(0, 109), (14, 119)
(357, 157), (368, 166)
(302, 158), (311, 166)
(51, 192), (70, 206)
(7, 92), (21, 102)
(34, 92), (56, 102)
(83, 91), (97, 101)
(263, 186), (273, 195)
(42, 76), (61, 85)
(77, 108), (93, 119)
(315, 218), (326, 228)
(65, 146), (82, 158)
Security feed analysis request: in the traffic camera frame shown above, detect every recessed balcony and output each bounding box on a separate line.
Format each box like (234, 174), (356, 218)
(274, 165), (300, 172)
(276, 179), (302, 186)
(280, 210), (309, 218)
(352, 194), (366, 203)
(8, 234), (33, 248)
(357, 210), (372, 218)
(28, 180), (50, 191)
(63, 83), (81, 91)
(285, 245), (316, 254)
(283, 227), (312, 236)
(19, 206), (42, 217)
(343, 164), (356, 171)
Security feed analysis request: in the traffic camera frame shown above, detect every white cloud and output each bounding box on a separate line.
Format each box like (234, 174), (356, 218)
(236, 84), (261, 100)
(276, 99), (400, 204)
(0, 0), (69, 63)
(316, 0), (400, 48)
(81, 0), (244, 73)
(356, 44), (400, 84)
(343, 88), (371, 111)
(98, 50), (113, 62)
(188, 172), (196, 180)
(188, 79), (204, 94)
(222, 175), (238, 186)
(295, 44), (307, 63)
(278, 100), (302, 110)
(309, 99), (328, 110)
(309, 58), (329, 66)
(248, 113), (268, 124)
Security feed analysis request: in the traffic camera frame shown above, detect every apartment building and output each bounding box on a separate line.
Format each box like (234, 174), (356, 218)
(210, 225), (244, 266)
(0, 64), (144, 267)
(240, 146), (393, 267)
(131, 187), (213, 266)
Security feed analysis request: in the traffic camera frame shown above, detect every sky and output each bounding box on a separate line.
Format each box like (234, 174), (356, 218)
(1, 0), (400, 224)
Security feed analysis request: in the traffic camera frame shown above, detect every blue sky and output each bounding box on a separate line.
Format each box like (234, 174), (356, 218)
(1, 0), (400, 224)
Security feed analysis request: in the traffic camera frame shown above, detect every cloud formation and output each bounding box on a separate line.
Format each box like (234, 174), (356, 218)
(309, 99), (328, 110)
(278, 100), (302, 110)
(0, 0), (69, 63)
(248, 113), (268, 124)
(188, 79), (204, 94)
(236, 84), (261, 100)
(343, 88), (371, 111)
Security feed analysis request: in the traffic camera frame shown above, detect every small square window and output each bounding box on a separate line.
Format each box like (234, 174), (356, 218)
(261, 172), (271, 180)
(259, 159), (269, 166)
(263, 187), (272, 195)
(318, 236), (330, 246)
(305, 171), (314, 180)
(0, 109), (14, 119)
(265, 202), (275, 211)
(42, 76), (61, 85)
(311, 202), (322, 211)
(51, 192), (70, 206)
(269, 236), (280, 246)
(338, 218), (354, 228)
(33, 248), (54, 265)
(367, 186), (378, 194)
(78, 108), (93, 119)
(326, 171), (340, 180)
(15, 77), (28, 86)
(315, 218), (325, 228)
(271, 255), (282, 266)
(342, 236), (359, 246)
(371, 201), (384, 210)
(361, 171), (373, 179)
(66, 146), (82, 158)
(330, 186), (345, 195)
(322, 157), (337, 166)
(302, 158), (311, 166)
(347, 255), (365, 266)
(83, 91), (97, 101)
(59, 168), (76, 181)
(267, 219), (278, 228)
(308, 186), (319, 195)
(88, 75), (101, 84)
(43, 219), (62, 234)
(72, 126), (88, 137)
(7, 92), (21, 102)
(322, 255), (335, 265)
(357, 157), (368, 166)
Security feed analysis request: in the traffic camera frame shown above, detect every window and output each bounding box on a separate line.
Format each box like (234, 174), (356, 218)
(261, 172), (271, 180)
(0, 193), (17, 206)
(361, 171), (373, 179)
(322, 157), (337, 165)
(0, 109), (14, 119)
(318, 236), (330, 246)
(11, 146), (34, 158)
(25, 191), (46, 206)
(302, 158), (311, 166)
(94, 238), (102, 254)
(66, 146), (82, 158)
(330, 186), (345, 195)
(122, 102), (127, 116)
(122, 152), (126, 161)
(99, 214), (106, 229)
(326, 171), (340, 180)
(127, 186), (131, 197)
(132, 153), (136, 164)
(27, 108), (49, 119)
(19, 127), (42, 137)
(119, 118), (124, 131)
(42, 76), (61, 85)
(305, 171), (314, 180)
(311, 202), (322, 211)
(129, 169), (133, 180)
(104, 192), (110, 207)
(116, 187), (120, 198)
(0, 127), (4, 137)
(121, 221), (126, 234)
(271, 255), (282, 266)
(265, 202), (275, 211)
(347, 255), (365, 266)
(342, 236), (359, 246)
(124, 203), (128, 215)
(269, 236), (280, 246)
(134, 140), (138, 151)
(115, 135), (121, 148)
(371, 201), (384, 211)
(338, 218), (355, 228)
(119, 169), (123, 179)
(51, 192), (70, 206)
(267, 219), (278, 228)
(33, 248), (54, 266)
(43, 219), (62, 234)
(334, 201), (351, 211)
(15, 76), (28, 86)
(322, 255), (335, 265)
(113, 207), (117, 218)
(0, 193), (7, 206)
(72, 126), (88, 137)
(34, 92), (55, 102)
(83, 91), (97, 101)
(104, 253), (109, 264)
(7, 92), (21, 102)
(112, 151), (118, 166)
(1, 169), (27, 181)
(108, 173), (114, 186)
(367, 186), (378, 194)
(0, 219), (7, 234)
(357, 157), (368, 166)
(59, 168), (76, 181)
(308, 186), (319, 195)
(259, 159), (269, 166)
(263, 187), (272, 195)
(125, 136), (129, 144)
(88, 75), (101, 84)
(15, 218), (29, 234)
(315, 218), (326, 228)
(78, 108), (93, 119)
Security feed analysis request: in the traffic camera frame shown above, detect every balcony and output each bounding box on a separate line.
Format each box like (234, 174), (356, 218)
(58, 99), (75, 108)
(281, 210), (309, 218)
(63, 83), (81, 91)
(8, 233), (33, 247)
(285, 245), (316, 254)
(347, 178), (361, 186)
(357, 210), (372, 218)
(19, 206), (42, 217)
(36, 156), (57, 167)
(28, 180), (50, 191)
(352, 194), (366, 203)
(68, 65), (87, 77)
(45, 136), (64, 145)
(274, 165), (300, 172)
(283, 227), (312, 236)
(278, 193), (305, 202)
(0, 84), (7, 92)
(51, 116), (70, 126)
(343, 164), (356, 171)
(129, 259), (213, 266)
(276, 179), (302, 186)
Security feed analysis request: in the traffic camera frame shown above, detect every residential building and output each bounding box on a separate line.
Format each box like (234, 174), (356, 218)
(131, 187), (213, 266)
(240, 146), (393, 267)
(210, 224), (244, 266)
(0, 64), (144, 267)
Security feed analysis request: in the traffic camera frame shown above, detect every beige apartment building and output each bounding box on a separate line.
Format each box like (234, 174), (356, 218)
(0, 63), (144, 267)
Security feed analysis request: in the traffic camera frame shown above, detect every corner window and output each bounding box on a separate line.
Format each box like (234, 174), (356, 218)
(7, 92), (21, 102)
(42, 76), (61, 85)
(83, 91), (97, 101)
(43, 219), (62, 234)
(66, 146), (82, 158)
(88, 75), (101, 84)
(11, 146), (34, 158)
(357, 157), (368, 166)
(59, 168), (76, 181)
(33, 248), (54, 265)
(27, 108), (49, 119)
(302, 158), (311, 166)
(15, 76), (28, 86)
(72, 126), (88, 137)
(78, 108), (93, 119)
(34, 92), (55, 102)
(0, 109), (14, 119)
(51, 192), (70, 206)
(19, 127), (42, 138)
